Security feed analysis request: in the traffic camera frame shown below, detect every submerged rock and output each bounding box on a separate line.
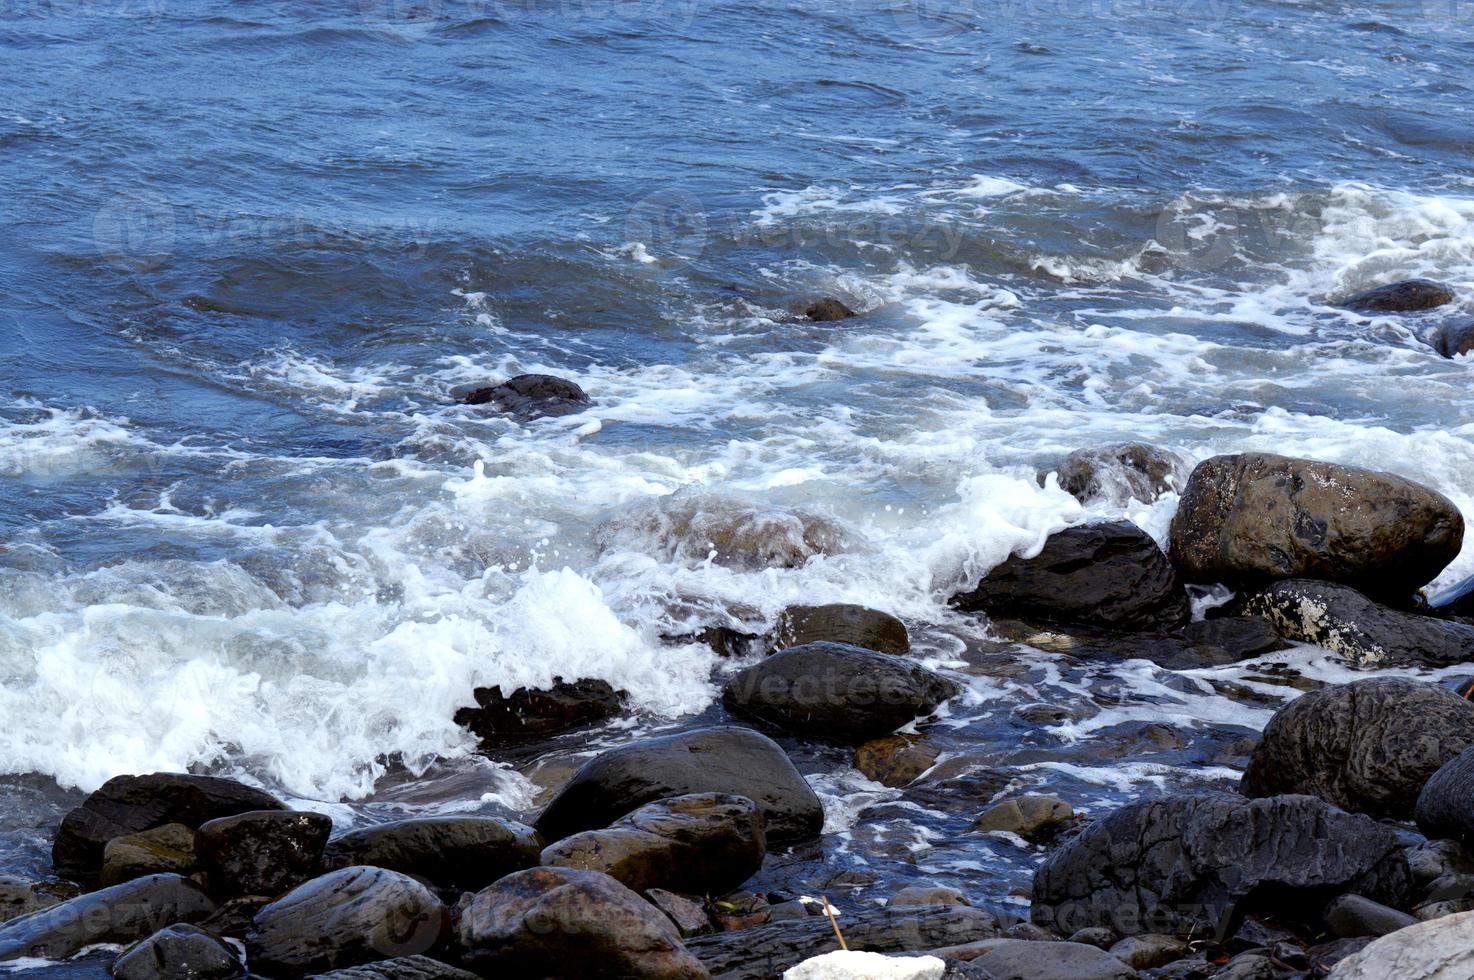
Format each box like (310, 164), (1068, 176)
(1243, 677), (1474, 819)
(854, 735), (941, 787)
(683, 905), (1000, 980)
(53, 773), (284, 885)
(1340, 278), (1455, 313)
(323, 816), (540, 893)
(541, 793), (765, 895)
(773, 603), (909, 655)
(1031, 793), (1406, 938)
(1167, 453), (1463, 599)
(1325, 908), (1474, 978)
(1049, 442), (1194, 506)
(535, 727), (823, 845)
(456, 866), (708, 979)
(723, 641), (959, 742)
(100, 823), (197, 888)
(247, 866), (445, 976)
(972, 794), (1074, 842)
(887, 885), (970, 908)
(453, 678), (625, 743)
(952, 521), (1190, 632)
(462, 373), (590, 418)
(0, 873), (216, 961)
(0, 876), (65, 925)
(1234, 578), (1474, 667)
(1430, 318), (1474, 358)
(805, 298), (857, 321)
(110, 923), (242, 980)
(195, 809), (332, 899)
(596, 493), (846, 570)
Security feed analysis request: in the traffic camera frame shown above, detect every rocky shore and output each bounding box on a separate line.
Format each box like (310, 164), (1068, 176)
(8, 281), (1474, 978)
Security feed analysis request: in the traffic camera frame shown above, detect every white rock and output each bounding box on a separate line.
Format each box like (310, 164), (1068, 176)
(1329, 909), (1474, 978)
(782, 949), (947, 980)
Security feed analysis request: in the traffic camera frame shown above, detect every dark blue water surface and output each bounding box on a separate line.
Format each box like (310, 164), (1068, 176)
(4, 0), (1474, 966)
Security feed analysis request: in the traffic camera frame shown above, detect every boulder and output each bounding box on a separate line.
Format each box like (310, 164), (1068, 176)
(195, 809), (332, 898)
(462, 373), (590, 418)
(951, 522), (1190, 632)
(247, 866), (446, 976)
(541, 793), (764, 895)
(1030, 793), (1407, 938)
(1242, 677), (1474, 818)
(972, 794), (1073, 843)
(1323, 895), (1416, 939)
(969, 941), (1135, 980)
(1049, 442), (1193, 505)
(774, 603), (909, 655)
(53, 773), (284, 884)
(198, 896), (271, 939)
(1430, 319), (1474, 358)
(1326, 908), (1474, 978)
(323, 816), (539, 893)
(805, 298), (856, 321)
(0, 873), (216, 961)
(723, 642), (959, 742)
(100, 823), (197, 887)
(1416, 744), (1474, 843)
(1340, 278), (1455, 313)
(1167, 453), (1463, 599)
(536, 727), (823, 845)
(453, 678), (625, 743)
(1430, 571), (1474, 618)
(1233, 578), (1474, 667)
(455, 866), (707, 979)
(854, 736), (941, 787)
(683, 905), (1001, 980)
(0, 876), (65, 924)
(1109, 933), (1186, 969)
(110, 923), (242, 980)
(311, 956), (480, 980)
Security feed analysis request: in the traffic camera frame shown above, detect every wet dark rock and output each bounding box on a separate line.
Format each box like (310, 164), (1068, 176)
(773, 603), (909, 655)
(684, 905), (1001, 980)
(972, 794), (1074, 843)
(1233, 578), (1474, 668)
(805, 298), (856, 321)
(722, 641), (959, 742)
(53, 773), (284, 884)
(1242, 677), (1474, 819)
(888, 885), (970, 907)
(195, 809), (332, 899)
(0, 876), (66, 924)
(453, 678), (625, 743)
(1405, 838), (1474, 885)
(854, 735), (941, 787)
(968, 940), (1135, 980)
(1305, 937), (1374, 976)
(0, 873), (216, 961)
(311, 955), (480, 980)
(645, 888), (712, 937)
(100, 823), (197, 888)
(1430, 318), (1474, 358)
(677, 625), (767, 659)
(952, 521), (1190, 632)
(1430, 571), (1474, 618)
(1137, 616), (1291, 669)
(110, 923), (242, 980)
(1030, 793), (1407, 939)
(536, 727), (823, 845)
(1326, 909), (1474, 978)
(455, 866), (707, 979)
(461, 373), (590, 418)
(1167, 453), (1463, 600)
(1049, 442), (1193, 505)
(541, 793), (764, 896)
(1340, 278), (1455, 313)
(1322, 894), (1416, 938)
(198, 896), (270, 940)
(1415, 744), (1474, 844)
(323, 816), (540, 893)
(247, 866), (446, 976)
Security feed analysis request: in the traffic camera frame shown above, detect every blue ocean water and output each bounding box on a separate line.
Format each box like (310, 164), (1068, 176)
(3, 0), (1474, 939)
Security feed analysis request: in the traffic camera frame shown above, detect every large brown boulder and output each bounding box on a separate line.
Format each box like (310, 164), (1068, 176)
(1167, 453), (1462, 598)
(772, 603), (909, 655)
(540, 793), (764, 895)
(1243, 678), (1474, 819)
(455, 866), (708, 979)
(53, 773), (285, 884)
(952, 521), (1190, 632)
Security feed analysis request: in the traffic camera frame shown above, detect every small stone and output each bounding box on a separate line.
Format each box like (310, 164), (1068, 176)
(854, 736), (941, 787)
(972, 795), (1073, 843)
(110, 923), (242, 980)
(888, 886), (970, 908)
(645, 888), (711, 937)
(100, 823), (197, 888)
(1067, 927), (1117, 949)
(0, 876), (64, 925)
(1109, 933), (1188, 970)
(1323, 894), (1417, 938)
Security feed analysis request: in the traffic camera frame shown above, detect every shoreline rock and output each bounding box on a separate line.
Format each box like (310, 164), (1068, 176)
(1340, 278), (1455, 313)
(461, 374), (590, 418)
(323, 816), (540, 894)
(773, 603), (909, 655)
(453, 678), (625, 743)
(1047, 442), (1193, 506)
(0, 873), (216, 961)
